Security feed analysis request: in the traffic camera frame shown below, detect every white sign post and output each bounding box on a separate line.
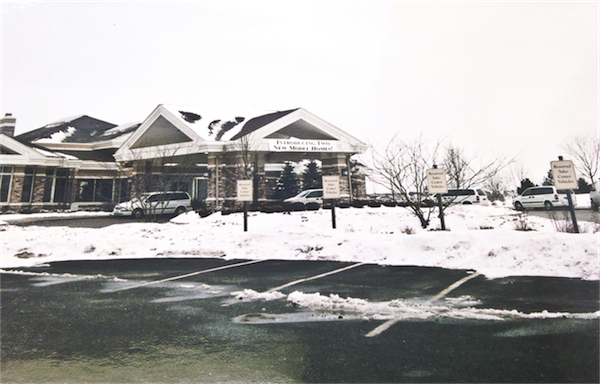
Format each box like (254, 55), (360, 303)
(237, 180), (253, 232)
(551, 157), (579, 233)
(322, 175), (340, 228)
(427, 167), (448, 230)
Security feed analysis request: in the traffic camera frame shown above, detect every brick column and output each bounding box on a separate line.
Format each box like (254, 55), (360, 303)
(9, 166), (24, 205)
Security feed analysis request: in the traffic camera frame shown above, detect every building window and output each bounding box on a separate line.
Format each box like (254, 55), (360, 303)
(117, 178), (131, 203)
(0, 166), (13, 202)
(76, 179), (114, 202)
(193, 177), (208, 200)
(21, 166), (36, 203)
(170, 181), (189, 193)
(43, 168), (69, 203)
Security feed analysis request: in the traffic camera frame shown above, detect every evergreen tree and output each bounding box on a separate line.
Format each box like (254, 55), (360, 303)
(273, 162), (301, 200)
(577, 177), (592, 193)
(302, 160), (322, 190)
(517, 178), (537, 195)
(542, 169), (554, 186)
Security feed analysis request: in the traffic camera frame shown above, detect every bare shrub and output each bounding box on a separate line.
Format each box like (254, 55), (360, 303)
(296, 245), (324, 254)
(401, 226), (416, 235)
(513, 213), (535, 231)
(548, 211), (579, 233)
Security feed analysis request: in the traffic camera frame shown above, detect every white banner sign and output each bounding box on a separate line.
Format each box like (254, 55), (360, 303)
(427, 168), (448, 194)
(269, 139), (338, 152)
(551, 160), (578, 189)
(322, 175), (341, 199)
(237, 180), (253, 201)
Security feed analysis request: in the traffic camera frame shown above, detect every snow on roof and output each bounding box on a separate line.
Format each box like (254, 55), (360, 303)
(17, 115), (118, 144)
(44, 114), (87, 129)
(100, 122), (141, 137)
(32, 146), (79, 160)
(160, 104), (294, 142)
(34, 126), (77, 144)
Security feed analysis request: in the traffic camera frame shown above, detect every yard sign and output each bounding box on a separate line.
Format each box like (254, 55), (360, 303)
(322, 175), (341, 199)
(550, 160), (578, 189)
(427, 167), (447, 230)
(550, 158), (579, 233)
(322, 175), (340, 229)
(427, 168), (448, 194)
(237, 179), (253, 232)
(237, 180), (253, 202)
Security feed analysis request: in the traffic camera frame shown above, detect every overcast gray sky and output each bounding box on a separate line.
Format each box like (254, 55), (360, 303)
(1, 1), (597, 187)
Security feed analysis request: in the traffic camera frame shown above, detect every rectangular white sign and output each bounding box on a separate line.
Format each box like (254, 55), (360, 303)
(551, 160), (578, 189)
(427, 168), (448, 194)
(322, 175), (340, 199)
(269, 139), (338, 152)
(237, 179), (253, 201)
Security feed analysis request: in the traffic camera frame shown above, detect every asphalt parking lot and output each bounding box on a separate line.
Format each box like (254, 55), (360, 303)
(2, 258), (598, 383)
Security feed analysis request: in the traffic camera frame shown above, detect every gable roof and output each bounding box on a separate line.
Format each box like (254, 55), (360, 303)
(115, 104), (367, 161)
(15, 115), (120, 144)
(159, 104), (270, 142)
(1, 133), (80, 166)
(230, 109), (298, 140)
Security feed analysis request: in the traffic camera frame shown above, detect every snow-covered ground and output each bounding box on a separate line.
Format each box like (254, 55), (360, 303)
(1, 196), (598, 281)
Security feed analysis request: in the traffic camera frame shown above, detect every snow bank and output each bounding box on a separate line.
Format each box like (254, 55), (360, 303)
(286, 291), (600, 321)
(1, 204), (598, 280)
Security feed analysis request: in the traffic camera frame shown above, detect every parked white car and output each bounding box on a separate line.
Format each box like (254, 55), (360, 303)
(283, 189), (323, 205)
(113, 191), (192, 219)
(513, 186), (576, 210)
(590, 181), (600, 211)
(441, 189), (488, 205)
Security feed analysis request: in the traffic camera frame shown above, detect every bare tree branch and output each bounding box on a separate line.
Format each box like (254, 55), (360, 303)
(368, 133), (440, 228)
(560, 134), (600, 184)
(444, 144), (514, 189)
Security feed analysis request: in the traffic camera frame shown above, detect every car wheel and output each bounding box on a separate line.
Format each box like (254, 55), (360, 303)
(175, 207), (186, 216)
(544, 201), (553, 210)
(514, 201), (524, 211)
(591, 200), (599, 212)
(133, 209), (145, 219)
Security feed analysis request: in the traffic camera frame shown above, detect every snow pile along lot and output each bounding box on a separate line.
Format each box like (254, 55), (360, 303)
(1, 202), (598, 280)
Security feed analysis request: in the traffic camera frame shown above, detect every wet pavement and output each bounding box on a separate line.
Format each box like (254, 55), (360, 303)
(1, 258), (598, 383)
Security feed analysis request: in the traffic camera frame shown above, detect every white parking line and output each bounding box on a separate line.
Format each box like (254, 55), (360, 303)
(222, 262), (368, 306)
(365, 271), (482, 337)
(106, 259), (265, 293)
(426, 271), (482, 303)
(266, 262), (367, 293)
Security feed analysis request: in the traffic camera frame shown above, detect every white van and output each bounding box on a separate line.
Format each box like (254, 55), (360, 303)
(513, 186), (576, 210)
(283, 189), (323, 205)
(113, 191), (192, 219)
(441, 189), (488, 205)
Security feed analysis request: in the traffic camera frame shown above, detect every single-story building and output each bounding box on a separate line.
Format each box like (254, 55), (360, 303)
(0, 113), (137, 212)
(0, 105), (367, 213)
